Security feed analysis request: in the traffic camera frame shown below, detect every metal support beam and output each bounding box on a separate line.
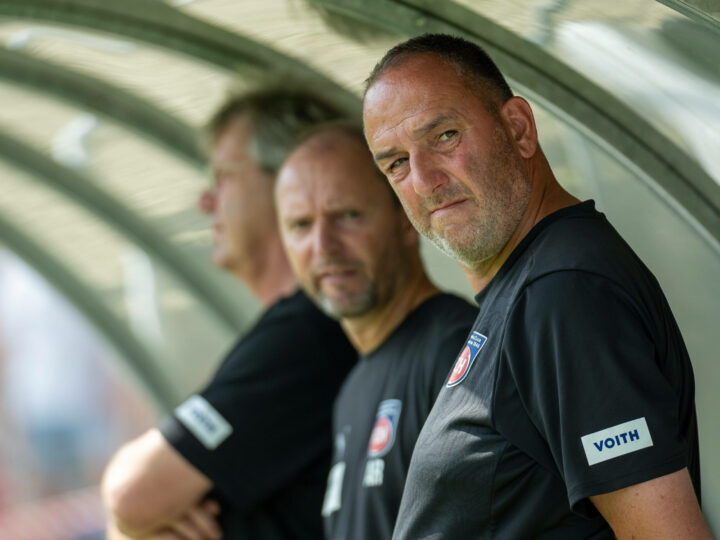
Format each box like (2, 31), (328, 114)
(0, 0), (361, 117)
(315, 0), (720, 252)
(0, 212), (175, 411)
(655, 0), (720, 35)
(0, 47), (206, 167)
(0, 131), (245, 331)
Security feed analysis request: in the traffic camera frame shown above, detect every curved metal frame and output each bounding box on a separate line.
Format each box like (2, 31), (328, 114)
(0, 212), (175, 410)
(0, 131), (246, 330)
(655, 0), (720, 35)
(0, 0), (360, 116)
(0, 48), (206, 166)
(315, 0), (720, 252)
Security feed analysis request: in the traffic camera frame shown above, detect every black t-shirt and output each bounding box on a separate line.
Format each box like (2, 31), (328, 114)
(322, 294), (476, 540)
(393, 201), (699, 539)
(160, 290), (357, 539)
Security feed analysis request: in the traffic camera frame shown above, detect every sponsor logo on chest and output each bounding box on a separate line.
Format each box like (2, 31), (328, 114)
(367, 399), (402, 458)
(361, 399), (402, 488)
(447, 331), (487, 387)
(580, 417), (654, 466)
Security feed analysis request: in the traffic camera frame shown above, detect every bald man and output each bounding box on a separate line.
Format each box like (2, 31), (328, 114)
(275, 124), (476, 540)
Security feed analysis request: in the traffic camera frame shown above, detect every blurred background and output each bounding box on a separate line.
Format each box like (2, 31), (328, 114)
(0, 0), (718, 538)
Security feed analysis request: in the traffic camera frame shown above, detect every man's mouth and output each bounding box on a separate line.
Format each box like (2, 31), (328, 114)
(314, 265), (360, 286)
(430, 198), (467, 217)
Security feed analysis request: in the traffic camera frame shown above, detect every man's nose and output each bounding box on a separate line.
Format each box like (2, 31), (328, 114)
(198, 188), (217, 214)
(313, 218), (342, 257)
(409, 153), (448, 196)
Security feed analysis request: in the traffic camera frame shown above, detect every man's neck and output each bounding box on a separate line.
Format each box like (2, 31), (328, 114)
(464, 159), (580, 293)
(341, 266), (439, 355)
(236, 234), (298, 308)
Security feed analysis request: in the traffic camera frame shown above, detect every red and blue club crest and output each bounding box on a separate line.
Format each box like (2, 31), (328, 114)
(367, 399), (402, 458)
(447, 331), (487, 388)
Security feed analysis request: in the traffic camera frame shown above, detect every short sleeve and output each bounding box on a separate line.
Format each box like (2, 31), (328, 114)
(160, 303), (355, 511)
(502, 271), (687, 516)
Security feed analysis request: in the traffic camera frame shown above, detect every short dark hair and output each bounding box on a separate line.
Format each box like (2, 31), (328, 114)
(365, 33), (513, 109)
(207, 85), (348, 176)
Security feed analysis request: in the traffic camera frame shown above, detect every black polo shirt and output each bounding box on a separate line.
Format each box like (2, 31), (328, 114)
(161, 290), (356, 539)
(393, 201), (699, 539)
(323, 293), (476, 540)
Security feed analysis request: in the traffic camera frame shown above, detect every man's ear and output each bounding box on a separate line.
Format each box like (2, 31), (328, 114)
(500, 96), (538, 159)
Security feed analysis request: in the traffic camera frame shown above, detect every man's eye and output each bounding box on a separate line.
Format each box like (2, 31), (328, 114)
(342, 211), (360, 219)
(388, 157), (407, 173)
(439, 130), (458, 142)
(290, 220), (311, 230)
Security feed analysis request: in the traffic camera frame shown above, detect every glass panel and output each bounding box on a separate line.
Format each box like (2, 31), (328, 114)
(0, 79), (211, 262)
(0, 20), (235, 126)
(173, 0), (399, 93)
(0, 159), (239, 398)
(452, 0), (720, 185)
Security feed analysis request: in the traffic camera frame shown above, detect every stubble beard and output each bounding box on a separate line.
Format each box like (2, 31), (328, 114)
(316, 283), (378, 320)
(410, 128), (531, 268)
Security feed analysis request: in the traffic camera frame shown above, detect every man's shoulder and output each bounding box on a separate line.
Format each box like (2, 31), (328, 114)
(218, 290), (354, 376)
(409, 293), (477, 331)
(510, 201), (650, 294)
(386, 293), (476, 368)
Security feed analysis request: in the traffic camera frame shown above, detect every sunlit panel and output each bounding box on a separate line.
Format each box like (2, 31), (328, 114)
(453, 0), (720, 185)
(0, 160), (238, 398)
(0, 82), (79, 154)
(0, 21), (236, 126)
(173, 0), (399, 94)
(0, 80), (211, 252)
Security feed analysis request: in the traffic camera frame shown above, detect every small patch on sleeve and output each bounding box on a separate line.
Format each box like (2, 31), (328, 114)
(580, 417), (653, 466)
(322, 462), (346, 517)
(175, 394), (233, 450)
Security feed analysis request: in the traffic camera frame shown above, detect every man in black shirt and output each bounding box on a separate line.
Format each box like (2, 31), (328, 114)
(275, 124), (476, 540)
(102, 88), (356, 539)
(363, 33), (711, 538)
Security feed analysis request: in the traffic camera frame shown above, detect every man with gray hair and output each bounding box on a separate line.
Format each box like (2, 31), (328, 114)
(102, 87), (356, 539)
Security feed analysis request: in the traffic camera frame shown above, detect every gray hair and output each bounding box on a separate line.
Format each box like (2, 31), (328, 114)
(207, 85), (349, 176)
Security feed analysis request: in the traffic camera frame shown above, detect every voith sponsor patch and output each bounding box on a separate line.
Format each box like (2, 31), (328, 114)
(367, 399), (402, 458)
(581, 417), (653, 466)
(175, 394), (233, 450)
(447, 331), (487, 387)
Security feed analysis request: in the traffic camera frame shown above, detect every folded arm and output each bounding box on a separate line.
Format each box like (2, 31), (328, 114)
(102, 428), (214, 537)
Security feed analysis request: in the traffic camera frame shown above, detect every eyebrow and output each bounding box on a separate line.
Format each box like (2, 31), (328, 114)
(373, 147), (400, 163)
(372, 114), (457, 163)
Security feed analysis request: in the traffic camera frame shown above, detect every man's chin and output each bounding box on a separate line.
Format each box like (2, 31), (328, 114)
(317, 294), (375, 320)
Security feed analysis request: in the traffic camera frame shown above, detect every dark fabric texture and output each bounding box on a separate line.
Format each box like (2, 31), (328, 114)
(160, 290), (357, 539)
(323, 293), (476, 540)
(393, 201), (699, 540)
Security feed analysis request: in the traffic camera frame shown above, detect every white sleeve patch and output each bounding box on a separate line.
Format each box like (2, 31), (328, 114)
(175, 394), (233, 450)
(321, 462), (346, 517)
(581, 416), (653, 466)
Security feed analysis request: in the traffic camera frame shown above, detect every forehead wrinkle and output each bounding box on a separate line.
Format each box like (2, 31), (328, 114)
(408, 113), (459, 140)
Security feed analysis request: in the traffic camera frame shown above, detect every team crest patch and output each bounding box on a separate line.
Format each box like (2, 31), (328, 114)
(367, 399), (402, 458)
(447, 331), (487, 387)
